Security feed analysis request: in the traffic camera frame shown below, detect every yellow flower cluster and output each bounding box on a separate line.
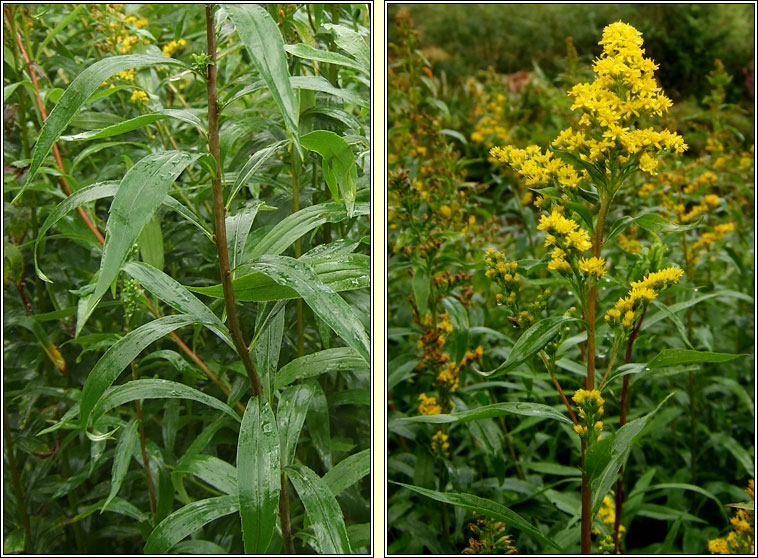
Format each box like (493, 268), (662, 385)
(431, 430), (450, 457)
(163, 38), (187, 58)
(130, 90), (149, 103)
(490, 145), (584, 189)
(579, 256), (607, 277)
(536, 209), (593, 274)
(116, 33), (140, 54)
(471, 92), (510, 146)
(606, 266), (684, 328)
(687, 222), (735, 265)
(123, 14), (149, 28)
(572, 389), (605, 444)
(675, 192), (720, 223)
(436, 346), (483, 393)
(495, 22), (686, 187)
(708, 481), (754, 554)
(418, 393), (442, 416)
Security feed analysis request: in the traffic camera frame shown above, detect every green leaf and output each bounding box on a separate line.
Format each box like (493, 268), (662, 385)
(323, 449), (370, 496)
(174, 455), (238, 496)
(143, 495), (239, 554)
(286, 464), (353, 554)
(634, 213), (701, 233)
(392, 482), (562, 552)
(225, 4), (300, 154)
(323, 23), (370, 68)
(284, 43), (369, 74)
(60, 110), (206, 141)
(101, 418), (139, 513)
(138, 215), (164, 271)
(390, 402), (571, 427)
(91, 379), (240, 426)
(253, 303), (285, 399)
(275, 347), (368, 389)
(648, 349), (742, 368)
(237, 397), (280, 554)
(226, 202), (264, 271)
(565, 201), (594, 233)
(246, 255), (370, 364)
(250, 201), (369, 259)
(277, 383), (316, 467)
(19, 54), (189, 202)
(228, 139), (290, 209)
(584, 437), (613, 483)
(78, 150), (200, 335)
(306, 381), (332, 469)
(291, 75), (369, 109)
(191, 253), (369, 302)
(477, 316), (577, 377)
(591, 393), (675, 516)
(79, 314), (198, 429)
(301, 130), (357, 216)
(122, 261), (232, 348)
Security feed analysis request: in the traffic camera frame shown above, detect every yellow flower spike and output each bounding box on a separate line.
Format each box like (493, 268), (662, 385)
(579, 256), (607, 276)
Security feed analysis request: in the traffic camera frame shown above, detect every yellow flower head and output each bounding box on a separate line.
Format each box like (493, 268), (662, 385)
(418, 393), (442, 416)
(579, 256), (607, 276)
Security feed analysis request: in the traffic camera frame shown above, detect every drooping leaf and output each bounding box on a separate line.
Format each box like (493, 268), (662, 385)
(121, 261), (231, 348)
(225, 4), (300, 153)
(79, 314), (198, 429)
(284, 43), (369, 75)
(78, 150), (200, 335)
(635, 213), (701, 233)
(277, 383), (317, 467)
(301, 130), (357, 216)
(275, 347), (368, 389)
(143, 495), (239, 554)
(393, 482), (563, 552)
(91, 379), (240, 426)
(60, 109), (206, 141)
(19, 54), (190, 202)
(191, 253), (369, 302)
(476, 316), (578, 377)
(323, 449), (370, 496)
(389, 402), (572, 428)
(237, 397), (280, 554)
(246, 255), (370, 363)
(291, 75), (369, 109)
(101, 418), (139, 513)
(286, 464), (353, 554)
(250, 201), (369, 259)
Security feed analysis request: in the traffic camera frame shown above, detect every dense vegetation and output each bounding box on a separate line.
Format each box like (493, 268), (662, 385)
(4, 4), (370, 554)
(388, 9), (754, 555)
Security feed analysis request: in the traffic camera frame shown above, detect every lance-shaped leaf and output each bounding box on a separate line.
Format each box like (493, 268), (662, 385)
(122, 261), (232, 348)
(190, 253), (369, 302)
(60, 109), (206, 141)
(250, 201), (369, 259)
(143, 495), (239, 554)
(237, 397), (280, 554)
(226, 202), (264, 271)
(476, 316), (578, 377)
(389, 401), (572, 429)
(225, 4), (300, 154)
(275, 347), (368, 389)
(301, 130), (358, 217)
(392, 482), (563, 552)
(101, 418), (139, 513)
(78, 314), (198, 429)
(18, 53), (189, 202)
(77, 150), (199, 335)
(91, 379), (240, 426)
(323, 449), (370, 496)
(247, 255), (370, 364)
(277, 383), (317, 467)
(286, 464), (353, 554)
(284, 43), (369, 75)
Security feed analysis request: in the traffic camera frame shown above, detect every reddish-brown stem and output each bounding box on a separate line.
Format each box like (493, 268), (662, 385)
(205, 4), (263, 398)
(613, 306), (647, 553)
(4, 10), (104, 244)
(551, 373), (579, 425)
(131, 361), (157, 518)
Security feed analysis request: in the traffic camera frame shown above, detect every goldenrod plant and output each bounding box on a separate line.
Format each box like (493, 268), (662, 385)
(388, 12), (753, 554)
(3, 4), (369, 554)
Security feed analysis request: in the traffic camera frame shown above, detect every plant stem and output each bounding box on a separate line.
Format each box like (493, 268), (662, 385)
(205, 4), (262, 397)
(580, 191), (612, 554)
(279, 472), (296, 554)
(2, 392), (32, 554)
(613, 305), (647, 553)
(131, 361), (157, 519)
